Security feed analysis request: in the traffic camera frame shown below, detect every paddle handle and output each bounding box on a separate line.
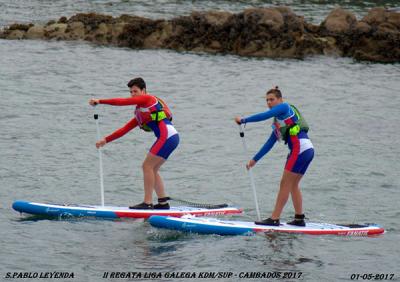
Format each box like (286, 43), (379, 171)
(95, 114), (105, 207)
(238, 124), (261, 221)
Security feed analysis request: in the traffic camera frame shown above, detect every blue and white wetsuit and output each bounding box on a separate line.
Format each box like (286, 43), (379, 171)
(242, 103), (314, 175)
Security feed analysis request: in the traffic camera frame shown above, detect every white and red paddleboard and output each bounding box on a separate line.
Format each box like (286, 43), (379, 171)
(12, 200), (242, 219)
(148, 215), (385, 236)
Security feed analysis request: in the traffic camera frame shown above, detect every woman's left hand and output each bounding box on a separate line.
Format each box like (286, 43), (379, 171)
(246, 159), (256, 170)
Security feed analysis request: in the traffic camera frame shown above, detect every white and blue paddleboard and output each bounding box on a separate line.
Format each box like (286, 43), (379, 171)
(149, 215), (385, 236)
(12, 200), (242, 219)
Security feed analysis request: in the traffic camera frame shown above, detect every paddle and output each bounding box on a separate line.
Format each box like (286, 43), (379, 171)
(238, 124), (261, 220)
(94, 114), (105, 207)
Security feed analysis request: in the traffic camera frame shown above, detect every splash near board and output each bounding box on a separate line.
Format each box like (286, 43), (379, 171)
(148, 215), (384, 236)
(12, 201), (242, 219)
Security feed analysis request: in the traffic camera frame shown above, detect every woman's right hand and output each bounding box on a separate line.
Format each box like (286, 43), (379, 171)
(96, 138), (107, 149)
(246, 159), (256, 170)
(89, 98), (100, 106)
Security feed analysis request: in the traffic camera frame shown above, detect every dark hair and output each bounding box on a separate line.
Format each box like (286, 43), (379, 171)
(266, 86), (282, 98)
(127, 77), (146, 90)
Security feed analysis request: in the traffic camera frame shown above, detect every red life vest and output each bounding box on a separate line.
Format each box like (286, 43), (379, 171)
(134, 96), (172, 132)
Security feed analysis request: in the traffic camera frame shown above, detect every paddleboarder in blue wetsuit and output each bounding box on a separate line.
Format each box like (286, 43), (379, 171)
(235, 86), (314, 226)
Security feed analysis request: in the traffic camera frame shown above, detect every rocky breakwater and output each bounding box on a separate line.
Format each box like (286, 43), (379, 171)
(1, 7), (399, 63)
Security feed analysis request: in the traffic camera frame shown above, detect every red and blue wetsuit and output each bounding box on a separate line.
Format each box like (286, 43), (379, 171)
(241, 103), (314, 175)
(99, 95), (179, 160)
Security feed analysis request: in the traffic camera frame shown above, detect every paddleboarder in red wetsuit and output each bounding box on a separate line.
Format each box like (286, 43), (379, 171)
(89, 77), (179, 209)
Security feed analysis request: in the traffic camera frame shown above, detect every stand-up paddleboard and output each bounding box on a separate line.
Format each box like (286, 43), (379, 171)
(12, 201), (242, 219)
(148, 215), (385, 236)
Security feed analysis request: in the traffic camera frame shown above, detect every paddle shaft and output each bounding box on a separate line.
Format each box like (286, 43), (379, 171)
(238, 124), (261, 221)
(94, 114), (105, 207)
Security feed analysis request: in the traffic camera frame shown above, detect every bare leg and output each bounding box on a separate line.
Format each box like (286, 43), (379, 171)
(142, 153), (165, 204)
(153, 165), (166, 198)
(291, 185), (303, 215)
(270, 170), (303, 219)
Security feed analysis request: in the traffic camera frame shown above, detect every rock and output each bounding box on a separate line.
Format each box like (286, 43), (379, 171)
(44, 23), (68, 39)
(361, 7), (387, 26)
(350, 23), (400, 62)
(58, 16), (68, 24)
(110, 22), (127, 42)
(305, 22), (320, 33)
(117, 17), (162, 48)
(375, 22), (399, 39)
(320, 37), (341, 56)
(203, 11), (232, 26)
(353, 50), (383, 62)
(387, 11), (400, 29)
(26, 25), (45, 39)
(321, 7), (357, 34)
(8, 23), (32, 31)
(92, 23), (109, 41)
(66, 21), (86, 39)
(7, 30), (25, 39)
(68, 13), (114, 30)
(354, 22), (372, 35)
(143, 22), (173, 48)
(276, 6), (304, 32)
(242, 8), (284, 33)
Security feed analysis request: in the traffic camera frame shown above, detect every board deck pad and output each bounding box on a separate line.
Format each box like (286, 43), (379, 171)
(148, 215), (385, 236)
(12, 200), (242, 219)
